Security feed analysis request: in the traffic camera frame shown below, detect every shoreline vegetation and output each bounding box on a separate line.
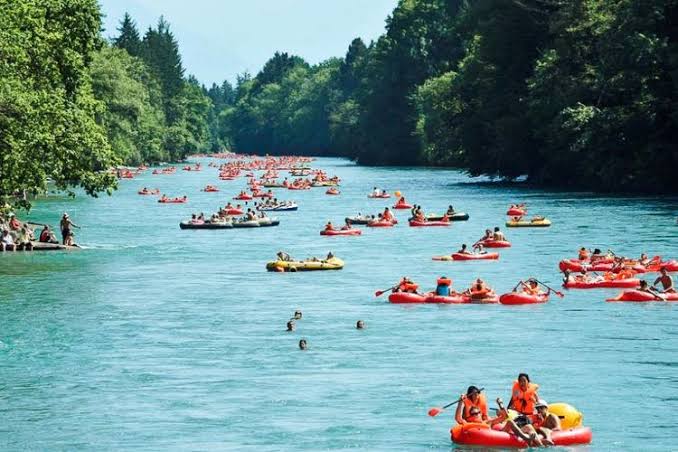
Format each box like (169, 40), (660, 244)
(1, 1), (677, 214)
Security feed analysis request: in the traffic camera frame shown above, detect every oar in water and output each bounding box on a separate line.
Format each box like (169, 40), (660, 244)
(533, 279), (565, 297)
(428, 388), (485, 417)
(375, 284), (398, 297)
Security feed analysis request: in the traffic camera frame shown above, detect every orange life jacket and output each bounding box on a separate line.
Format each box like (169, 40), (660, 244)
(437, 277), (452, 286)
(462, 393), (488, 420)
(399, 281), (419, 292)
(383, 211), (393, 221)
(511, 381), (539, 414)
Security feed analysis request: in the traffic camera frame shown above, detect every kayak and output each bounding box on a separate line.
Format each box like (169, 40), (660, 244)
(180, 221), (232, 230)
(506, 208), (526, 216)
(320, 228), (361, 236)
(368, 193), (391, 199)
(499, 292), (549, 305)
(564, 278), (640, 289)
(408, 220), (450, 227)
(451, 424), (592, 447)
(477, 239), (511, 248)
(606, 290), (678, 302)
(367, 220), (396, 228)
(393, 203), (413, 209)
(388, 292), (426, 303)
(266, 257), (344, 272)
(506, 218), (551, 227)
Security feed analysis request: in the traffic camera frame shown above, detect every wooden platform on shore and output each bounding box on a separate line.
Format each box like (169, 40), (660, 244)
(0, 241), (79, 252)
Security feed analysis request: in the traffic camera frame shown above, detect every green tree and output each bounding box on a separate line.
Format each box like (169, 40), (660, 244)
(113, 12), (142, 57)
(0, 0), (117, 209)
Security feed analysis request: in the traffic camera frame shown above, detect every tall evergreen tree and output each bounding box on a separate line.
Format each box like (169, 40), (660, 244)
(113, 12), (141, 57)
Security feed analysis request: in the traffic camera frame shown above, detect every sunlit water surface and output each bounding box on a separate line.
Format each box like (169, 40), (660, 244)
(1, 158), (677, 451)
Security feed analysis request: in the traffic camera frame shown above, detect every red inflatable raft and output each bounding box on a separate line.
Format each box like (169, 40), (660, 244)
(320, 229), (361, 236)
(606, 290), (678, 302)
(451, 424), (592, 447)
(451, 252), (499, 261)
(158, 197), (187, 204)
(564, 278), (640, 289)
(409, 220), (450, 227)
(477, 239), (511, 248)
(224, 208), (243, 215)
(326, 189), (340, 195)
(499, 292), (549, 305)
(425, 294), (469, 304)
(234, 194), (253, 201)
(367, 220), (395, 228)
(559, 259), (647, 274)
(393, 203), (413, 209)
(388, 293), (426, 303)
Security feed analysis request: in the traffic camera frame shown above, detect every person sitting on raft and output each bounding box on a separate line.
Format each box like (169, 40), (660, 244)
(395, 277), (419, 294)
(457, 244), (472, 255)
(382, 207), (394, 222)
(446, 205), (456, 216)
(396, 196), (407, 206)
(531, 399), (561, 446)
(465, 279), (493, 300)
(479, 229), (493, 242)
(578, 247), (590, 261)
(277, 251), (292, 262)
(507, 373), (539, 417)
(39, 225), (58, 243)
(435, 276), (453, 296)
(492, 226), (506, 241)
(371, 187), (381, 196)
(341, 219), (353, 230)
(653, 267), (675, 293)
(324, 221), (335, 231)
(455, 386), (488, 424)
(518, 279), (544, 296)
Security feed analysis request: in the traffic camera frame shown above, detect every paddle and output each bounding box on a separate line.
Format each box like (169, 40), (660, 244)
(428, 388), (485, 417)
(375, 284), (398, 297)
(533, 279), (565, 298)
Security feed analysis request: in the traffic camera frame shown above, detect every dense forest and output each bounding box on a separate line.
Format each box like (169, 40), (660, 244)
(0, 1), (218, 209)
(1, 0), (677, 210)
(222, 0), (678, 192)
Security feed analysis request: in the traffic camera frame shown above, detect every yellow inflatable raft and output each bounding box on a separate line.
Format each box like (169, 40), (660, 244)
(266, 257), (344, 272)
(505, 217), (551, 228)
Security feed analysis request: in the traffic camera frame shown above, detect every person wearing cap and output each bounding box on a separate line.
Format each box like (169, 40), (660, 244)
(455, 386), (488, 424)
(59, 213), (79, 245)
(531, 399), (560, 446)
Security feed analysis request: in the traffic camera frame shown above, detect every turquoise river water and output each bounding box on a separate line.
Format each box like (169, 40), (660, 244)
(1, 157), (677, 451)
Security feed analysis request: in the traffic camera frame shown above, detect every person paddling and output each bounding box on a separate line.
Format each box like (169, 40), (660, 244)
(653, 267), (675, 293)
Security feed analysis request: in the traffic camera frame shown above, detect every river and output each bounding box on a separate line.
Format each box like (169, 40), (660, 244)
(1, 157), (677, 450)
